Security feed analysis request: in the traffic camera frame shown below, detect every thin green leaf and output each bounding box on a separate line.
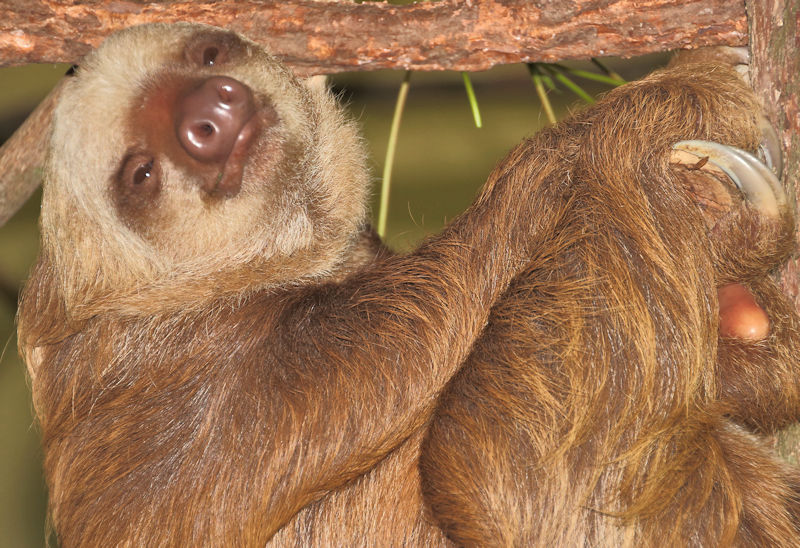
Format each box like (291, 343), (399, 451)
(529, 63), (559, 92)
(591, 58), (624, 82)
(544, 66), (595, 104)
(527, 64), (557, 125)
(529, 65), (551, 92)
(542, 75), (558, 92)
(377, 71), (411, 239)
(565, 68), (625, 87)
(461, 72), (483, 128)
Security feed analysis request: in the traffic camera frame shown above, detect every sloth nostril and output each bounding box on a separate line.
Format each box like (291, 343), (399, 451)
(196, 123), (215, 138)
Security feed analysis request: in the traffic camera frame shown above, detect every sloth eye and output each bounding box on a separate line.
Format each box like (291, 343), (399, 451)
(132, 160), (154, 185)
(113, 153), (161, 212)
(113, 153), (162, 223)
(185, 33), (236, 68)
(65, 64), (79, 76)
(202, 47), (219, 66)
(121, 154), (159, 190)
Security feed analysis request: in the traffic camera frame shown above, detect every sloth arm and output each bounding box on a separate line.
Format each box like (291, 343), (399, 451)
(231, 140), (566, 538)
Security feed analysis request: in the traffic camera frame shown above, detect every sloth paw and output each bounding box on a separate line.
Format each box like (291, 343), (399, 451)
(666, 130), (800, 428)
(670, 137), (784, 220)
(669, 129), (792, 280)
(670, 131), (792, 343)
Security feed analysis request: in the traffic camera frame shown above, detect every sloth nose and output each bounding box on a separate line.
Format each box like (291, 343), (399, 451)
(175, 76), (256, 163)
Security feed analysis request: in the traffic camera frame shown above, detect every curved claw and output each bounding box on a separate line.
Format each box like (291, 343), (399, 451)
(758, 117), (783, 178)
(671, 140), (786, 218)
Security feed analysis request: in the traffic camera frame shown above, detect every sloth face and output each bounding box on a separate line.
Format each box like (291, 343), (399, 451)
(41, 24), (370, 309)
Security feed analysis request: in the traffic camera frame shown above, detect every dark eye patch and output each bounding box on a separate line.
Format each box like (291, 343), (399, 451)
(112, 152), (162, 228)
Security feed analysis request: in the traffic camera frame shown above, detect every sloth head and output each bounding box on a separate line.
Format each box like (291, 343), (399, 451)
(40, 23), (370, 316)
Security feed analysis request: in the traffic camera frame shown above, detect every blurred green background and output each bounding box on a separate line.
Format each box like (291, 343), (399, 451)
(0, 54), (666, 545)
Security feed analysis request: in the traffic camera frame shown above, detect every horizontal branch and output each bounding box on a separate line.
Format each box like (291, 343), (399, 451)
(1, 0), (747, 74)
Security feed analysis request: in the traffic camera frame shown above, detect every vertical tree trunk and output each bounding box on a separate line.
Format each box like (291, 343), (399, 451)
(746, 0), (800, 462)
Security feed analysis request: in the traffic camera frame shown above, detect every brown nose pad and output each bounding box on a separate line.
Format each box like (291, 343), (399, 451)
(175, 76), (256, 163)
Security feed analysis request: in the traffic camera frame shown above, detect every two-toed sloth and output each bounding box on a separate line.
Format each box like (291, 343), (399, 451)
(14, 23), (800, 546)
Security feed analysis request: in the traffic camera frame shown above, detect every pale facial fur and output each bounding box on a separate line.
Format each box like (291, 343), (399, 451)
(42, 23), (370, 317)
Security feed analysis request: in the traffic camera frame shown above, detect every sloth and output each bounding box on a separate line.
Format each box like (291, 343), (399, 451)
(12, 22), (800, 546)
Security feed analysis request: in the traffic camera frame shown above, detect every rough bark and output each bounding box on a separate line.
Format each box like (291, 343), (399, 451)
(0, 78), (65, 227)
(1, 0), (746, 74)
(746, 0), (800, 464)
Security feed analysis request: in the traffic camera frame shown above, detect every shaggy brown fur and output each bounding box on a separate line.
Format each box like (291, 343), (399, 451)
(15, 22), (800, 546)
(419, 58), (800, 545)
(17, 23), (548, 546)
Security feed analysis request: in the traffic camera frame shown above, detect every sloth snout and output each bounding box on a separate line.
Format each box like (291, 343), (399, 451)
(175, 76), (256, 164)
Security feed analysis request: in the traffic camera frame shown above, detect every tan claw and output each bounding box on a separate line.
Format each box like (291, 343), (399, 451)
(670, 140), (786, 218)
(758, 117), (783, 178)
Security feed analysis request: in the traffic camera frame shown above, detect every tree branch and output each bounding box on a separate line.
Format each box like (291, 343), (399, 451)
(1, 0), (746, 74)
(0, 78), (65, 227)
(746, 0), (800, 463)
(749, 0), (800, 308)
